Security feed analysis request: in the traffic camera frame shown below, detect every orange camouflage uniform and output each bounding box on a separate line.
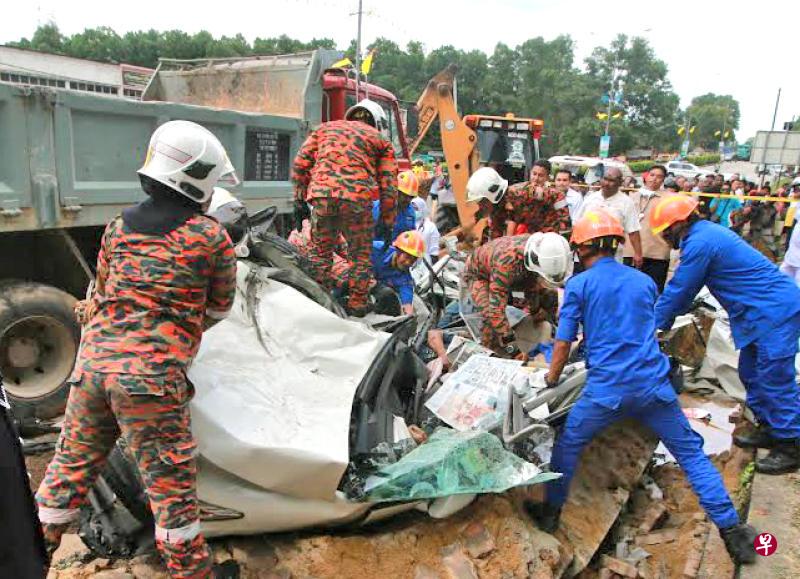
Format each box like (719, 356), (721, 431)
(292, 120), (397, 310)
(489, 182), (570, 239)
(36, 215), (236, 579)
(463, 235), (558, 350)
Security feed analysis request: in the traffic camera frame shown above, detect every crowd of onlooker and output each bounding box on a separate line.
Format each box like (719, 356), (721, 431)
(680, 173), (800, 261)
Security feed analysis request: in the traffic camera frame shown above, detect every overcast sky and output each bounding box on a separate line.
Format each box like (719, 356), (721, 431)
(1, 0), (795, 140)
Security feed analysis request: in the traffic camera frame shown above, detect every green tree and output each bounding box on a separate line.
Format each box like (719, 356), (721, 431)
(63, 27), (124, 62)
(585, 35), (681, 154)
(685, 93), (741, 149)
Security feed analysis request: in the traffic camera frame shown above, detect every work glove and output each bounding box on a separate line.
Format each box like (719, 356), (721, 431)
(293, 199), (311, 232)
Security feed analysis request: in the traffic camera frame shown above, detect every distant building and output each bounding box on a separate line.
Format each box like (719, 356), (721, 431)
(0, 46), (153, 99)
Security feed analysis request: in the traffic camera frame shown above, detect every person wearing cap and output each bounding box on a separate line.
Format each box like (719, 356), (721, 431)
(651, 195), (800, 476)
(373, 169), (420, 242)
(528, 208), (758, 565)
(461, 232), (570, 356)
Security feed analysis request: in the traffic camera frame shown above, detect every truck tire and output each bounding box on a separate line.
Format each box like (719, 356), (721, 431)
(0, 282), (79, 419)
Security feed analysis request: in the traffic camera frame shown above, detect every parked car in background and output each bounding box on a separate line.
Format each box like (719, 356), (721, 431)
(548, 155), (634, 185)
(665, 160), (710, 180)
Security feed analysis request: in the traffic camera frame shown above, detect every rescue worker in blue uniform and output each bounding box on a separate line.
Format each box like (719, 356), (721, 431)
(527, 208), (758, 565)
(373, 170), (419, 242)
(333, 230), (425, 316)
(651, 195), (800, 475)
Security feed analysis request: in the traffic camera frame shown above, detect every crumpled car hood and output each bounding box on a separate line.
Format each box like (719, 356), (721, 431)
(188, 262), (390, 501)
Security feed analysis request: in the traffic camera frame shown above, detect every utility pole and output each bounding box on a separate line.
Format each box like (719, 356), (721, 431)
(758, 88), (781, 189)
(604, 77), (614, 137)
(352, 0), (364, 101)
(770, 87), (782, 131)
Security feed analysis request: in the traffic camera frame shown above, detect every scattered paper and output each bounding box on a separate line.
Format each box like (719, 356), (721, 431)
(425, 355), (524, 431)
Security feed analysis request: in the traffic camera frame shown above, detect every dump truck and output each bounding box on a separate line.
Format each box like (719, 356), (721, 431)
(0, 49), (413, 421)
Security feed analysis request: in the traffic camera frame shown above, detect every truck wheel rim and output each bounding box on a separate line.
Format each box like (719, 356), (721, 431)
(0, 315), (76, 400)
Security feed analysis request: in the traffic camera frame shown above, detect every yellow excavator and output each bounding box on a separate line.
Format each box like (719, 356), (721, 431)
(410, 65), (544, 235)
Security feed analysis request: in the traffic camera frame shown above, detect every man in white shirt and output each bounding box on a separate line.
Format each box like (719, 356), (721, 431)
(622, 164), (671, 291)
(576, 167), (643, 267)
(555, 169), (584, 223)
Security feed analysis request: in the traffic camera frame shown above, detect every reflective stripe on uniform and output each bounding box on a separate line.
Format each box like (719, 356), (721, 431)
(155, 520), (201, 544)
(37, 506), (80, 524)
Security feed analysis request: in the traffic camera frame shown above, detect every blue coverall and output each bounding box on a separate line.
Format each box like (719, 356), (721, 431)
(548, 257), (739, 529)
(371, 241), (414, 305)
(655, 220), (800, 440)
(373, 199), (415, 242)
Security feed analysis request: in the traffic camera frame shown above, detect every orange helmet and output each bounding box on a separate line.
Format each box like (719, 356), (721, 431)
(398, 170), (420, 197)
(393, 230), (426, 258)
(650, 195), (699, 235)
(570, 209), (625, 246)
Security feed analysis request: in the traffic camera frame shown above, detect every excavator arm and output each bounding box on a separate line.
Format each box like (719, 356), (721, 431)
(410, 65), (480, 233)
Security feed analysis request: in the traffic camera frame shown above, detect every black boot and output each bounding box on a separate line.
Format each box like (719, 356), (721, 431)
(755, 439), (800, 475)
(213, 560), (241, 579)
(720, 523), (758, 564)
(524, 501), (562, 534)
(733, 424), (778, 449)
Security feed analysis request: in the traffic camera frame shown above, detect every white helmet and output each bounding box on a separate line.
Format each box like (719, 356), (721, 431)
(345, 99), (388, 132)
(466, 167), (508, 204)
(138, 120), (239, 204)
(207, 187), (249, 255)
(524, 232), (572, 287)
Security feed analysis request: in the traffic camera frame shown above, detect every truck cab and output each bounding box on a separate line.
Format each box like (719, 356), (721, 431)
(321, 68), (410, 169)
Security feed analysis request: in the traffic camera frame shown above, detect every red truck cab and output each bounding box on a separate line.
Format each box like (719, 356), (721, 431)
(321, 68), (411, 171)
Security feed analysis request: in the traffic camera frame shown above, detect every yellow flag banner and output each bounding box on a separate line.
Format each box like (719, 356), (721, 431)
(361, 50), (375, 75)
(331, 57), (353, 69)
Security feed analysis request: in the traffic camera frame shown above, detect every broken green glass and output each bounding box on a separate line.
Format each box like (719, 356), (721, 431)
(363, 428), (561, 502)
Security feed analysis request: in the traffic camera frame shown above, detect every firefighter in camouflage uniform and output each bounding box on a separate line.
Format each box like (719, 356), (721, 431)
(292, 99), (398, 316)
(462, 233), (571, 356)
(488, 159), (570, 239)
(35, 121), (238, 579)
